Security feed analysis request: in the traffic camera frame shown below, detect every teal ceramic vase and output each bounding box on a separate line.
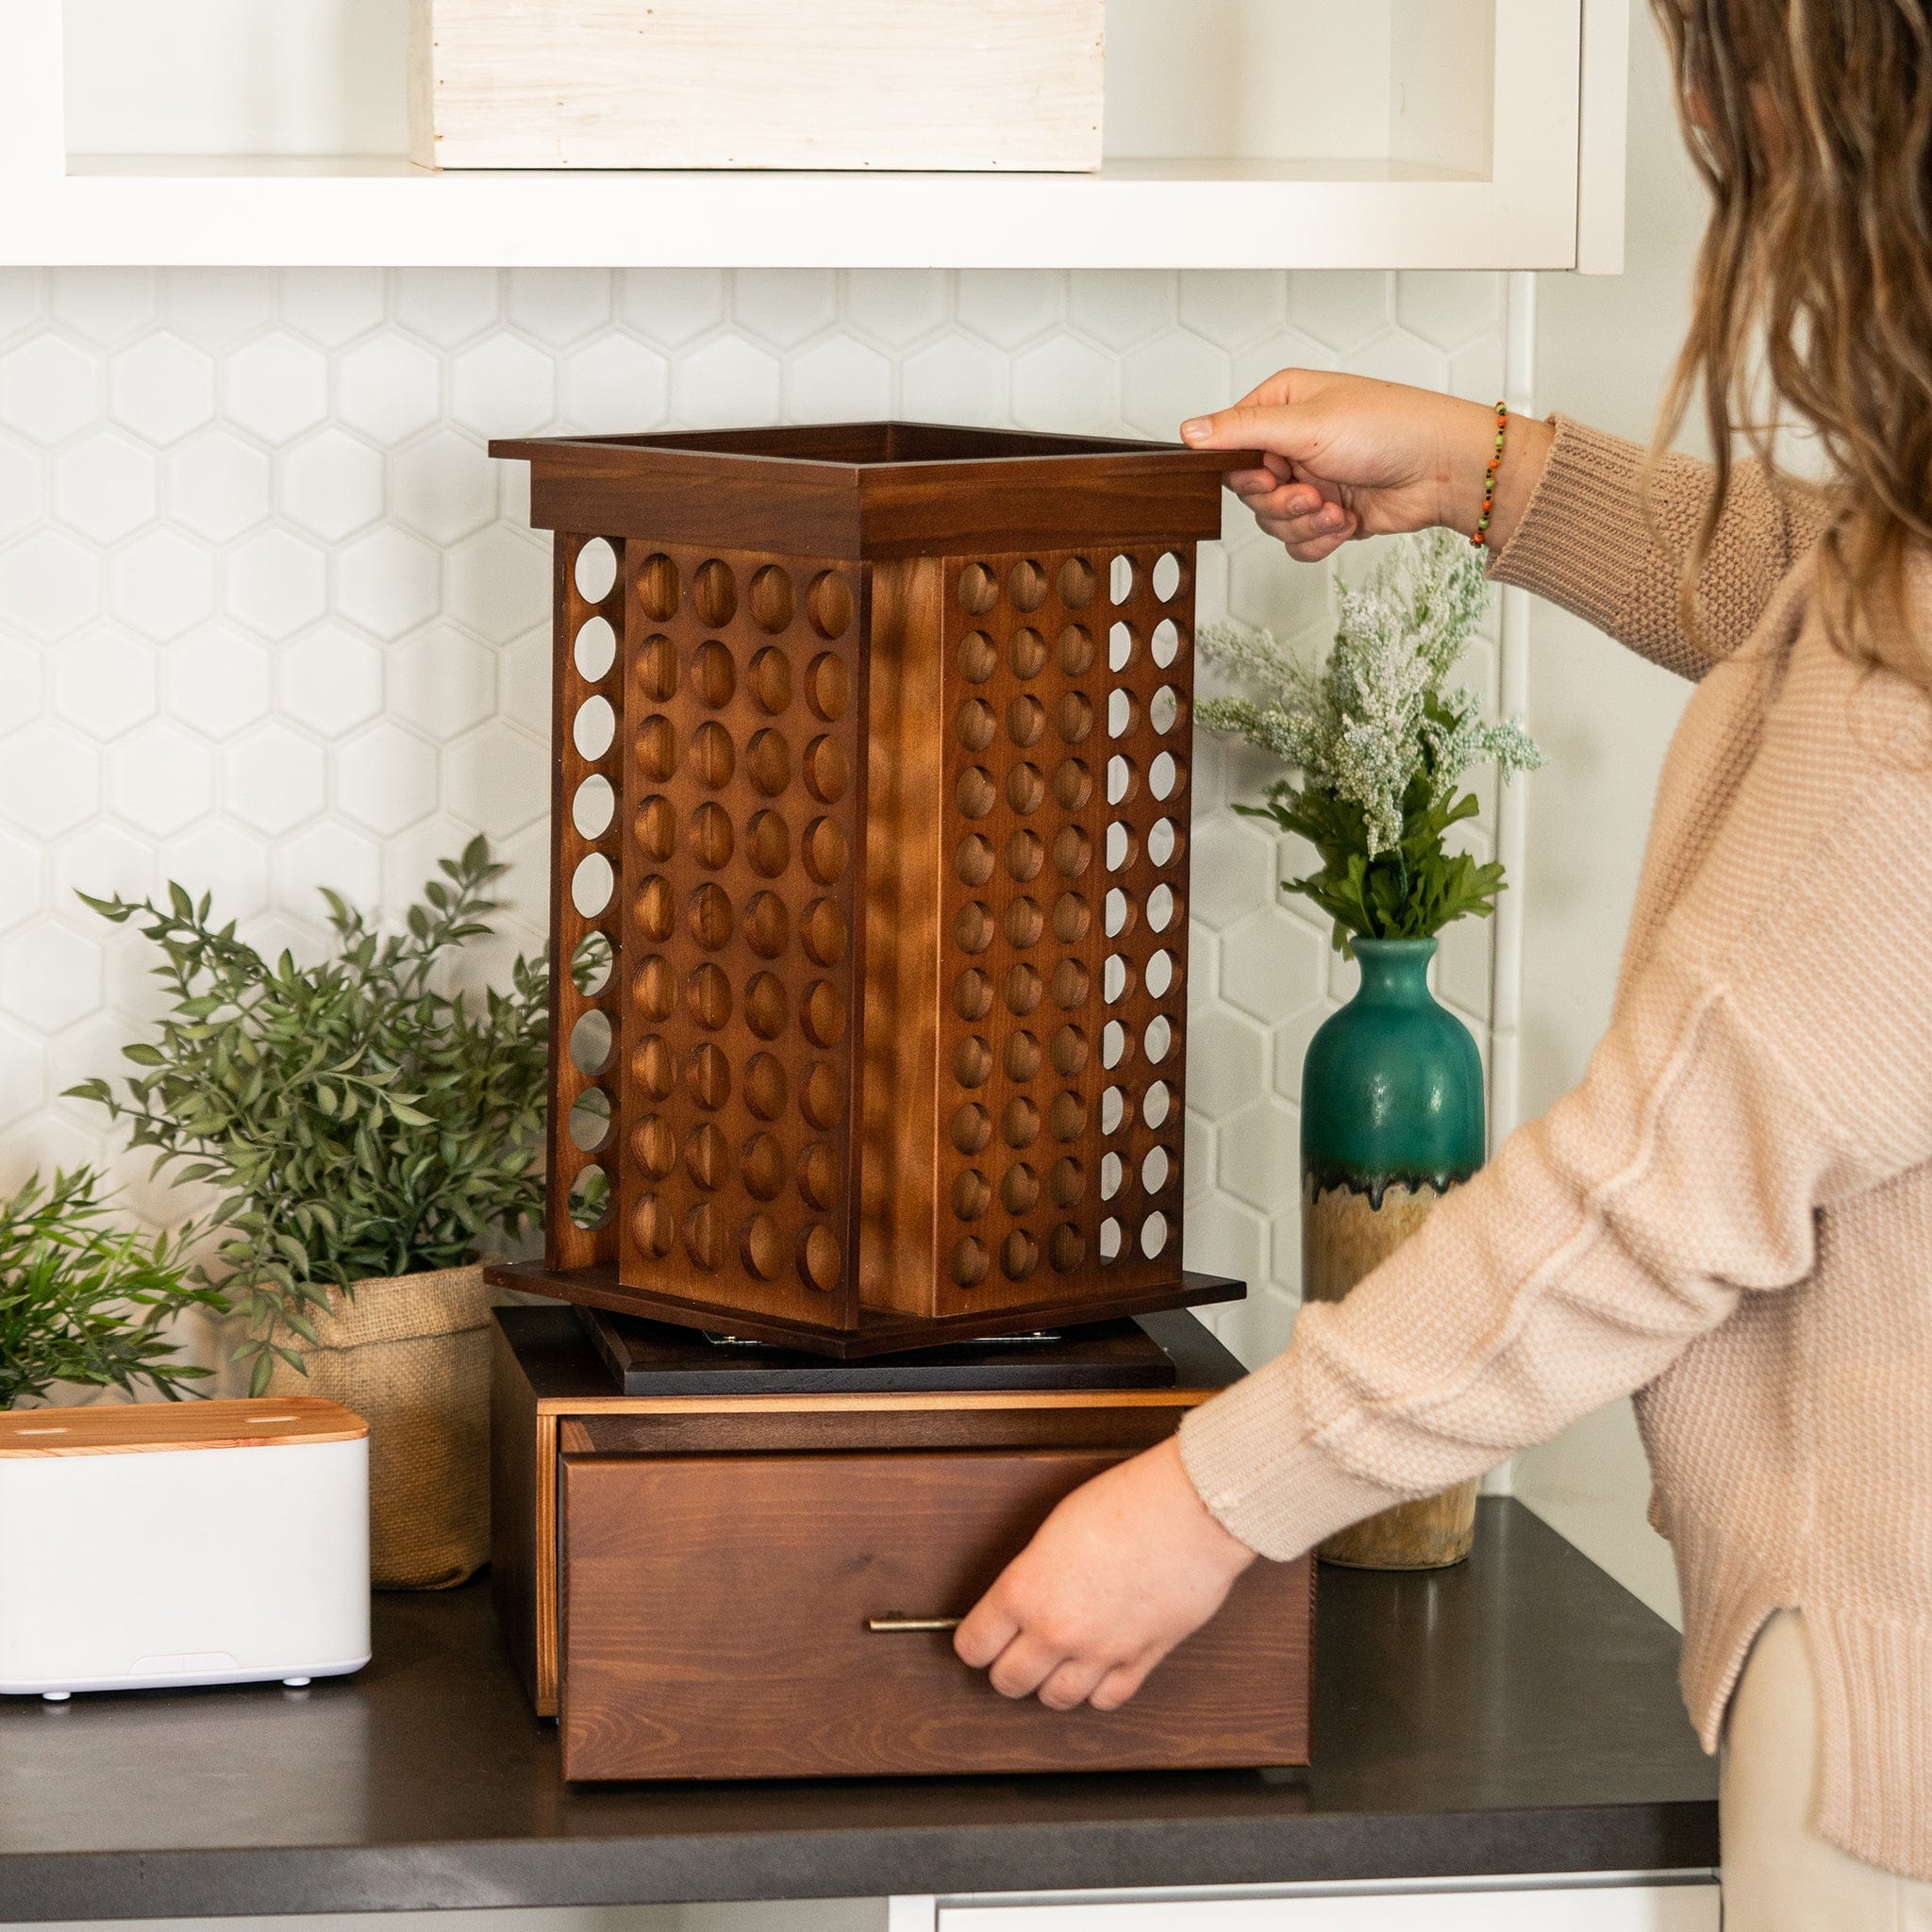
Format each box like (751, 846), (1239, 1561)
(1300, 936), (1485, 1569)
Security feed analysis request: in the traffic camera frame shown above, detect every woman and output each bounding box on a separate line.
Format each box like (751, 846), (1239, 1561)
(952, 4), (1932, 1923)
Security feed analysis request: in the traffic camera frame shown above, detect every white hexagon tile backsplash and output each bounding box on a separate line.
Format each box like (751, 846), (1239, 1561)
(0, 266), (1510, 1374)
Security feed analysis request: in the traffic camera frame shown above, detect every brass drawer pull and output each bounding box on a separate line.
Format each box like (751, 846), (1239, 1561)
(866, 1616), (961, 1633)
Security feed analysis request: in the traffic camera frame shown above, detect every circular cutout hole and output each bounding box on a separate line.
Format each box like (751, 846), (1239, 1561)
(1142, 1145), (1172, 1192)
(571, 931), (613, 997)
(636, 714), (676, 781)
(1058, 557), (1096, 608)
(957, 698), (997, 754)
(574, 695), (616, 761)
(633, 1117), (675, 1181)
(685, 962), (732, 1030)
(1150, 751), (1180, 802)
(802, 978), (846, 1048)
(1141, 1210), (1171, 1258)
(568, 1087), (612, 1152)
(1108, 689), (1139, 740)
(952, 1168), (991, 1222)
(693, 558), (737, 628)
(1105, 887), (1136, 939)
(1006, 762), (1044, 813)
(956, 833), (995, 888)
(806, 735), (850, 804)
(955, 900), (994, 955)
(958, 563), (999, 615)
(1051, 1024), (1088, 1076)
(808, 652), (851, 722)
(1108, 755), (1137, 807)
(1106, 821), (1140, 873)
(741, 1213), (785, 1281)
(574, 614), (616, 683)
(1052, 891), (1090, 944)
(1005, 962), (1043, 1016)
(634, 956), (675, 1021)
(954, 1034), (992, 1089)
(951, 1236), (990, 1289)
(1148, 882), (1176, 931)
(636, 632), (677, 702)
(574, 538), (617, 603)
(803, 816), (850, 885)
(688, 882), (734, 951)
(1052, 958), (1090, 1008)
(637, 551), (680, 620)
(748, 645), (792, 714)
(744, 1052), (788, 1122)
(1000, 1229), (1040, 1282)
(955, 968), (993, 1021)
(744, 971), (788, 1040)
(688, 1041), (731, 1110)
(750, 564), (794, 633)
(1148, 816), (1180, 867)
(747, 727), (791, 796)
(1008, 693), (1045, 748)
(744, 891), (791, 959)
(1151, 622), (1181, 671)
(1143, 1080), (1173, 1130)
(1104, 954), (1135, 1004)
(1100, 1148), (1124, 1198)
(572, 1012), (610, 1090)
(571, 852), (614, 919)
(1108, 555), (1134, 606)
(742, 1133), (785, 1202)
(746, 809), (791, 878)
(635, 791), (675, 860)
(1053, 826), (1091, 878)
(1008, 559), (1046, 611)
(1008, 627), (1046, 679)
(1002, 1096), (1041, 1149)
(1057, 624), (1094, 675)
(952, 1103), (992, 1156)
(1054, 758), (1091, 810)
(691, 720), (735, 789)
(688, 800), (732, 870)
(1102, 1019), (1125, 1069)
(692, 639), (736, 709)
(1108, 622), (1135, 673)
(1146, 949), (1175, 998)
(1144, 1012), (1174, 1062)
(573, 773), (615, 841)
(1050, 1157), (1085, 1208)
(1005, 896), (1043, 948)
(567, 1165), (612, 1230)
(1004, 1029), (1042, 1082)
(1152, 552), (1182, 601)
(1001, 1163), (1040, 1215)
(958, 630), (997, 683)
(685, 1122), (728, 1191)
(1006, 828), (1043, 882)
(808, 570), (854, 640)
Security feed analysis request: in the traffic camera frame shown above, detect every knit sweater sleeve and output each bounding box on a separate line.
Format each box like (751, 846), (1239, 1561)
(1179, 636), (1932, 1561)
(1488, 415), (1832, 679)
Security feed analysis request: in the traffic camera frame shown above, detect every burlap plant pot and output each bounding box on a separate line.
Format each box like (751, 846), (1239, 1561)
(268, 1263), (495, 1590)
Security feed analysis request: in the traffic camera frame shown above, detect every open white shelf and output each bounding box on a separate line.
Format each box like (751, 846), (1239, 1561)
(3, 0), (1629, 271)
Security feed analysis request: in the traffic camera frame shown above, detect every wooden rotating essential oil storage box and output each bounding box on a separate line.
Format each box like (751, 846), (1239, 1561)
(489, 423), (1257, 1357)
(491, 1304), (1313, 1780)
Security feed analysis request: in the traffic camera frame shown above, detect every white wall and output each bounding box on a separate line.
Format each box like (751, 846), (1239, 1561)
(1508, 12), (1708, 1627)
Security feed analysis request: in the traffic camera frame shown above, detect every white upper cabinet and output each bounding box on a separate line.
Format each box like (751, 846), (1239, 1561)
(2, 0), (1630, 269)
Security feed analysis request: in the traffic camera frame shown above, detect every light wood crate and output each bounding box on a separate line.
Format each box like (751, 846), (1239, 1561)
(408, 0), (1106, 172)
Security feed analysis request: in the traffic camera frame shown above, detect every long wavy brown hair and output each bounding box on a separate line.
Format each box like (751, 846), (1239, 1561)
(1653, 0), (1932, 665)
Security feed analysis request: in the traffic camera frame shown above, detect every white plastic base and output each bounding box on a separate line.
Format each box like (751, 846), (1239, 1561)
(2, 1655), (368, 1699)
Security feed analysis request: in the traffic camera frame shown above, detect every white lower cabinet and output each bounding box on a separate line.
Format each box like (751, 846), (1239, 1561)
(894, 1877), (1721, 1931)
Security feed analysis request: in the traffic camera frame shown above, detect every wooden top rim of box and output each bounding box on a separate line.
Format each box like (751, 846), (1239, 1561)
(0, 1397), (368, 1457)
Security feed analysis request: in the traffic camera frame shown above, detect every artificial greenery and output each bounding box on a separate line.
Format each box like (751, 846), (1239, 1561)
(71, 839), (549, 1393)
(1198, 529), (1543, 955)
(0, 1168), (226, 1409)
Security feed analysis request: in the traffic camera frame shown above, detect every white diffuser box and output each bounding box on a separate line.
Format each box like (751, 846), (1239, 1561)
(0, 1398), (371, 1700)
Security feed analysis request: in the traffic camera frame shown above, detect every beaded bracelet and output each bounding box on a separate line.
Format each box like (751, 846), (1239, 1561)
(1472, 400), (1508, 548)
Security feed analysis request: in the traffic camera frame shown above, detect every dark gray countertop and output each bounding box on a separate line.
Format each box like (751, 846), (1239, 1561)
(0, 1500), (1715, 1920)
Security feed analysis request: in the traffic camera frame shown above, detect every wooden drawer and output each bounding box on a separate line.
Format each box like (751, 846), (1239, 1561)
(559, 1442), (1311, 1781)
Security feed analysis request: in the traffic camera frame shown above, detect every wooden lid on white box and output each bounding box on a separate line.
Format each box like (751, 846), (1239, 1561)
(0, 1397), (367, 1457)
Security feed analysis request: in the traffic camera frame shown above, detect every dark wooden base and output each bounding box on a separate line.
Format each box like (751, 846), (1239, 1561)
(485, 1259), (1244, 1359)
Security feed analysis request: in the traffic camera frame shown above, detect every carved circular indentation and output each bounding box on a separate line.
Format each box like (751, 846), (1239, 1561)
(749, 563), (794, 633)
(636, 874), (675, 941)
(689, 799), (732, 870)
(684, 1200), (724, 1272)
(807, 652), (851, 722)
(1007, 828), (1043, 883)
(803, 815), (850, 885)
(956, 698), (997, 754)
(1008, 627), (1047, 679)
(953, 1034), (992, 1089)
(958, 630), (997, 683)
(1051, 1024), (1089, 1077)
(746, 808), (791, 878)
(575, 697), (616, 761)
(748, 645), (792, 715)
(744, 971), (788, 1040)
(635, 953), (675, 1020)
(951, 1236), (990, 1289)
(685, 1122), (728, 1191)
(688, 1042), (731, 1110)
(802, 978), (846, 1048)
(951, 1168), (991, 1222)
(575, 537), (618, 603)
(1055, 957), (1092, 1008)
(956, 833), (995, 889)
(1049, 1091), (1086, 1142)
(1055, 758), (1092, 811)
(634, 1033), (675, 1100)
(693, 560), (738, 628)
(744, 891), (791, 959)
(801, 1061), (845, 1129)
(808, 570), (854, 641)
(1058, 557), (1096, 608)
(955, 968), (993, 1022)
(957, 765), (995, 819)
(1006, 762), (1044, 813)
(1002, 1095), (1041, 1149)
(1053, 826), (1091, 880)
(1057, 624), (1094, 678)
(636, 792), (675, 862)
(689, 882), (734, 951)
(634, 631), (676, 703)
(1005, 1028), (1041, 1083)
(1000, 1230), (1040, 1282)
(1007, 693), (1045, 749)
(1055, 691), (1093, 745)
(1050, 1224), (1085, 1273)
(633, 1115), (676, 1180)
(741, 1132), (784, 1201)
(797, 1225), (842, 1293)
(685, 962), (732, 1030)
(1049, 1157), (1085, 1208)
(1005, 962), (1042, 1017)
(1005, 896), (1043, 948)
(1001, 1162), (1039, 1216)
(955, 900), (993, 955)
(740, 1213), (784, 1281)
(633, 1192), (675, 1257)
(747, 727), (791, 797)
(692, 637), (736, 708)
(637, 552), (680, 621)
(744, 1051), (788, 1122)
(1052, 891), (1090, 944)
(797, 1141), (841, 1212)
(1008, 558), (1046, 611)
(805, 734), (850, 804)
(951, 1102), (992, 1156)
(636, 713), (676, 780)
(691, 719), (735, 789)
(803, 897), (849, 966)
(958, 563), (998, 615)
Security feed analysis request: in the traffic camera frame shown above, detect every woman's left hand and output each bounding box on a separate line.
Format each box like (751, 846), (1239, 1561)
(952, 1435), (1258, 1710)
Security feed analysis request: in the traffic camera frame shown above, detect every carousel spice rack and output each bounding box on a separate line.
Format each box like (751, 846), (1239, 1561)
(488, 423), (1256, 1357)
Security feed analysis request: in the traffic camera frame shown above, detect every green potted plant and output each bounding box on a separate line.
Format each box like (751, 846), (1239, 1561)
(1199, 529), (1542, 1572)
(1, 1168), (225, 1410)
(72, 837), (549, 1589)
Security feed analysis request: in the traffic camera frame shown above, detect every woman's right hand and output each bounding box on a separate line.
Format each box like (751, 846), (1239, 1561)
(1181, 371), (1548, 563)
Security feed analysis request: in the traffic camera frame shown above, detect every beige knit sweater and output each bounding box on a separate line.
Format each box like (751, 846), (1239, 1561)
(1179, 415), (1932, 1880)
